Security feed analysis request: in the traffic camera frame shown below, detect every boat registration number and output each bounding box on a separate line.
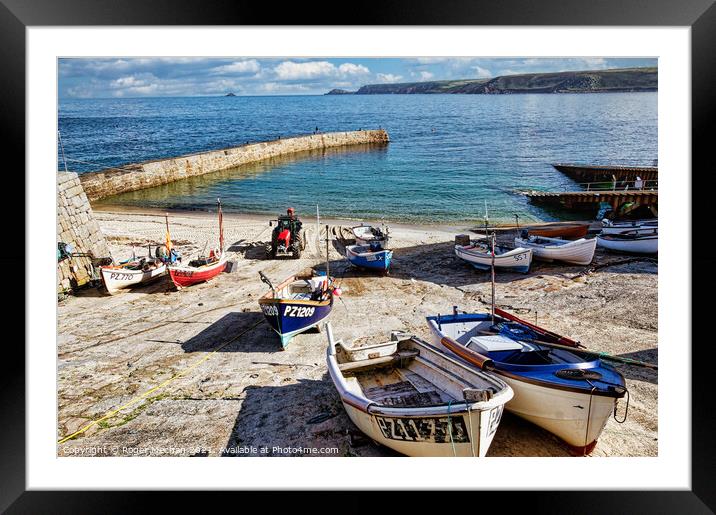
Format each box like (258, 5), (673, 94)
(513, 253), (526, 261)
(261, 305), (279, 317)
(173, 270), (194, 277)
(284, 306), (316, 318)
(375, 415), (469, 443)
(109, 272), (135, 281)
(486, 405), (504, 437)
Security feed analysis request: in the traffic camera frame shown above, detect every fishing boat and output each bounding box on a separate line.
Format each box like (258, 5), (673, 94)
(600, 218), (658, 235)
(351, 223), (390, 246)
(100, 251), (167, 295)
(345, 242), (393, 273)
(168, 199), (228, 288)
(426, 308), (627, 454)
(258, 270), (336, 349)
(526, 222), (589, 239)
(596, 231), (658, 254)
(514, 234), (597, 265)
(326, 323), (513, 457)
(455, 241), (532, 273)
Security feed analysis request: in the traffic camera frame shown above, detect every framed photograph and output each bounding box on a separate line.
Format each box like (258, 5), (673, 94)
(6, 0), (714, 511)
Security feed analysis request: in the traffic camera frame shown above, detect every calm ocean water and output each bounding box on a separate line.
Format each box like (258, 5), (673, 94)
(58, 93), (657, 223)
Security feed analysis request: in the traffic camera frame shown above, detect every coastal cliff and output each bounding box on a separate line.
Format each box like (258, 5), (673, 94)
(326, 67), (657, 95)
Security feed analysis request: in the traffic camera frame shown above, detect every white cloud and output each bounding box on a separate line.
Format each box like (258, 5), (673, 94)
(210, 59), (261, 75)
(274, 61), (337, 80)
(419, 71), (434, 80)
(376, 73), (403, 83)
(338, 63), (370, 75)
(273, 60), (369, 81)
(473, 66), (492, 79)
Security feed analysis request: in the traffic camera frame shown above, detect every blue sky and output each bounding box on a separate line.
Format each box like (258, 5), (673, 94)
(58, 57), (657, 98)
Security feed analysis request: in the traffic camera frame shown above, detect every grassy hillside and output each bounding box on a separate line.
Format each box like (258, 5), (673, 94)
(327, 67), (657, 95)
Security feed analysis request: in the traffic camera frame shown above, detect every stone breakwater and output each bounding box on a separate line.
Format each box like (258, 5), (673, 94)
(79, 129), (390, 201)
(57, 172), (111, 292)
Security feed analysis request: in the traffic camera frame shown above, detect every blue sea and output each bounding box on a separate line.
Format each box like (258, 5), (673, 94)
(58, 93), (657, 223)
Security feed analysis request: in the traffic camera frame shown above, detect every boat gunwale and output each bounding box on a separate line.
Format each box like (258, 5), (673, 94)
(326, 326), (512, 415)
(426, 314), (626, 399)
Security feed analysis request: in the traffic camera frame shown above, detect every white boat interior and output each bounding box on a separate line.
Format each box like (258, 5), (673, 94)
(336, 338), (502, 407)
(275, 275), (328, 301)
(431, 318), (584, 365)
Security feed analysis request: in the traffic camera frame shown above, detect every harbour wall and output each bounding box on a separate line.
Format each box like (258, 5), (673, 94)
(57, 172), (111, 293)
(78, 129), (390, 201)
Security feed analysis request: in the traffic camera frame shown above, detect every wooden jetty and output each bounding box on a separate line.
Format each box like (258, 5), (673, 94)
(552, 163), (658, 182)
(525, 189), (658, 210)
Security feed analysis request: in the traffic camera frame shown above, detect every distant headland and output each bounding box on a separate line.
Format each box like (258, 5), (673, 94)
(225, 92), (237, 97)
(325, 67), (657, 95)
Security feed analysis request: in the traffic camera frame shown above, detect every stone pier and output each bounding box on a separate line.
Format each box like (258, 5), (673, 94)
(78, 129), (390, 201)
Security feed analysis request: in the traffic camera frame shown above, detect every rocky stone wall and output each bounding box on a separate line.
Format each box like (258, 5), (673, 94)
(57, 172), (111, 293)
(79, 129), (390, 201)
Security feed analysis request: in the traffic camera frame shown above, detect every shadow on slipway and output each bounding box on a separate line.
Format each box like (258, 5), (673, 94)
(180, 310), (287, 354)
(220, 372), (577, 457)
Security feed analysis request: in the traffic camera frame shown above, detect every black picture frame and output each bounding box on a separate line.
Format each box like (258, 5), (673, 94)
(5, 0), (714, 512)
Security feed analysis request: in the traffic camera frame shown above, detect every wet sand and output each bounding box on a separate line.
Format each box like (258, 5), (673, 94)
(57, 208), (657, 457)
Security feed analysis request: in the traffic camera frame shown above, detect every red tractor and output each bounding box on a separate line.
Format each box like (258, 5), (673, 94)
(268, 207), (307, 259)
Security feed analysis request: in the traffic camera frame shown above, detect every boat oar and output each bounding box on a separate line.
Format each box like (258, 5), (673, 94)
(475, 328), (658, 369)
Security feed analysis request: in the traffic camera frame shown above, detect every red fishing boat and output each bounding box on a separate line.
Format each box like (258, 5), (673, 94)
(168, 199), (228, 288)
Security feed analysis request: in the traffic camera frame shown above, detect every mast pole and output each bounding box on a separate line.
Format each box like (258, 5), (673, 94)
(217, 198), (224, 253)
(491, 232), (496, 324)
(325, 224), (330, 279)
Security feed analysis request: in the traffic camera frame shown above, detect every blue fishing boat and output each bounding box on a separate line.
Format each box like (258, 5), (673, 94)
(345, 242), (393, 272)
(258, 270), (336, 349)
(426, 307), (627, 454)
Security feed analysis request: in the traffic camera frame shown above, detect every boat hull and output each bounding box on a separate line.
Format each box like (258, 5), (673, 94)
(597, 234), (657, 254)
(168, 255), (227, 288)
(100, 263), (167, 294)
(455, 245), (532, 273)
(515, 236), (597, 265)
(601, 219), (657, 235)
(527, 224), (589, 239)
(351, 225), (389, 246)
(259, 297), (333, 348)
(345, 245), (393, 271)
(326, 329), (513, 457)
(340, 401), (504, 457)
(426, 313), (625, 453)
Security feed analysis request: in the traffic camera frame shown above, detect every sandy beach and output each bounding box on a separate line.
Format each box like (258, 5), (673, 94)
(57, 208), (658, 457)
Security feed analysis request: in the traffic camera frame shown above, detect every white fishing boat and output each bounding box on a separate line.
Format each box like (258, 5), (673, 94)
(351, 224), (390, 246)
(600, 218), (658, 235)
(455, 242), (532, 273)
(326, 323), (513, 457)
(100, 256), (167, 294)
(514, 235), (597, 265)
(597, 231), (658, 254)
(426, 308), (627, 454)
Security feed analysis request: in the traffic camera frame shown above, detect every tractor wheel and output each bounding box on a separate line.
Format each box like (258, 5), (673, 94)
(291, 245), (302, 259)
(268, 243), (277, 259)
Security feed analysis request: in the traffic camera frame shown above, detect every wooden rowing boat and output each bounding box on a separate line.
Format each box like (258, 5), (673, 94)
(514, 235), (597, 265)
(455, 242), (532, 273)
(167, 199), (228, 288)
(597, 231), (658, 254)
(345, 243), (393, 272)
(326, 323), (513, 457)
(526, 223), (589, 239)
